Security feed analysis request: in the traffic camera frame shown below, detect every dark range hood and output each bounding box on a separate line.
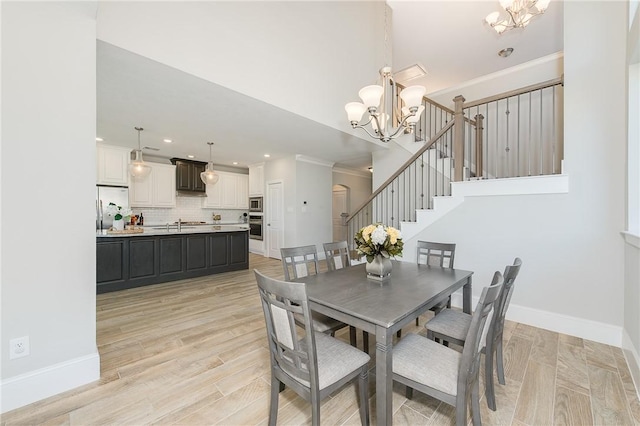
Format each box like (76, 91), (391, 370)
(170, 158), (207, 196)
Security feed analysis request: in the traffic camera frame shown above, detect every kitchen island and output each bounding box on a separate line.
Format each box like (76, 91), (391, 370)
(96, 225), (249, 293)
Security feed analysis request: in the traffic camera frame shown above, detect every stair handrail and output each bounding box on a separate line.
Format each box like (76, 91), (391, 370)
(463, 76), (564, 109)
(346, 120), (455, 224)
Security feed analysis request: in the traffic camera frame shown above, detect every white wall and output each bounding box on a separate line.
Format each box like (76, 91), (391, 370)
(391, 2), (628, 345)
(295, 158), (333, 253)
(1, 2), (100, 412)
(332, 168), (373, 214)
(96, 1), (385, 133)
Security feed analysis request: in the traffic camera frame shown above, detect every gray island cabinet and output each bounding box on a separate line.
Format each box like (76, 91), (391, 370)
(96, 226), (248, 293)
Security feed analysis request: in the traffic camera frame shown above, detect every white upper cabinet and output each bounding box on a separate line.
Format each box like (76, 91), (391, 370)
(203, 171), (249, 209)
(130, 163), (176, 208)
(249, 163), (264, 196)
(97, 143), (131, 186)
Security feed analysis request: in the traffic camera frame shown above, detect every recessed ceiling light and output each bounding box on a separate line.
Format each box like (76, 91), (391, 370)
(96, 137), (104, 142)
(264, 154), (270, 158)
(498, 48), (514, 58)
(187, 155), (195, 159)
(163, 139), (172, 143)
(232, 162), (238, 165)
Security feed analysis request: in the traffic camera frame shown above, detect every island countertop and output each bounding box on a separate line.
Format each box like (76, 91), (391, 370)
(96, 224), (248, 237)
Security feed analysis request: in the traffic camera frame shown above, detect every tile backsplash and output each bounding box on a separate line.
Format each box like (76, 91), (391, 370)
(132, 196), (249, 225)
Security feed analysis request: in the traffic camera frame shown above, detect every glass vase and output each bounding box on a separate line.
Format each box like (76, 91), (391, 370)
(366, 254), (392, 281)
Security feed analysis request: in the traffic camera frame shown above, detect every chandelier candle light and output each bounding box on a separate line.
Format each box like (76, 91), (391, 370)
(345, 67), (426, 143)
(130, 126), (152, 179)
(485, 0), (551, 34)
(200, 142), (219, 185)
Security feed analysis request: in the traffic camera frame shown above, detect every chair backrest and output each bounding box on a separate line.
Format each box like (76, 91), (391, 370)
(280, 245), (320, 281)
(458, 271), (503, 391)
(254, 269), (320, 393)
(323, 241), (351, 271)
(416, 241), (456, 269)
(487, 258), (523, 344)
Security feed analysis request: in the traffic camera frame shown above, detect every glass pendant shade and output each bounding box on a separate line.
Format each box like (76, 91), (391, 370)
(399, 85), (427, 109)
(358, 85), (384, 108)
(200, 162), (219, 185)
(345, 102), (367, 123)
(485, 11), (500, 24)
(371, 113), (389, 132)
(536, 0), (551, 11)
(130, 149), (152, 178)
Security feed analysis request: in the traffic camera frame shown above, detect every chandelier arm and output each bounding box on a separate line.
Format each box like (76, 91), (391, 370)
(353, 124), (385, 140)
(387, 115), (416, 140)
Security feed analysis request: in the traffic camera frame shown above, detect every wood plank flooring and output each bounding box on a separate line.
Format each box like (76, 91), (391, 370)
(2, 254), (639, 425)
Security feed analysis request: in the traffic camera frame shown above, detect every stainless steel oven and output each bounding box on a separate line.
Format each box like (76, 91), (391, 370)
(249, 196), (263, 212)
(249, 214), (263, 240)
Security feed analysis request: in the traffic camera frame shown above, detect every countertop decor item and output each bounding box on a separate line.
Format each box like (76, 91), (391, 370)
(105, 202), (132, 231)
(354, 223), (403, 281)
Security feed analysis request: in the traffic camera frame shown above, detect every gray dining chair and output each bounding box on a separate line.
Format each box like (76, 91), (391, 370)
(280, 246), (354, 343)
(254, 270), (370, 426)
(323, 241), (370, 353)
(392, 271), (504, 426)
(323, 240), (351, 271)
(425, 258), (522, 411)
(396, 240), (457, 339)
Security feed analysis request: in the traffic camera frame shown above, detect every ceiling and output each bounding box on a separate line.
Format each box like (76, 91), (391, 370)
(96, 1), (563, 172)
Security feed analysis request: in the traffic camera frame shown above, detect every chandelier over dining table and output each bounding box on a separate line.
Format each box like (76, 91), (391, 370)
(345, 66), (426, 143)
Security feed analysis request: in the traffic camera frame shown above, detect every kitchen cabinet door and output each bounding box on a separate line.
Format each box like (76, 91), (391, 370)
(152, 163), (177, 207)
(97, 143), (131, 186)
(130, 163), (176, 207)
(130, 173), (153, 207)
(221, 173), (238, 208)
(249, 163), (264, 196)
(237, 174), (249, 209)
(203, 175), (223, 208)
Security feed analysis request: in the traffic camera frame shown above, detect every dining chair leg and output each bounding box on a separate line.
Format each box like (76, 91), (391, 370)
(485, 345), (497, 411)
(311, 392), (321, 426)
(269, 376), (280, 426)
(496, 337), (506, 385)
(349, 326), (357, 347)
(471, 379), (482, 425)
(358, 367), (370, 426)
(405, 386), (414, 400)
(363, 331), (369, 354)
(455, 392), (468, 426)
(415, 317), (420, 326)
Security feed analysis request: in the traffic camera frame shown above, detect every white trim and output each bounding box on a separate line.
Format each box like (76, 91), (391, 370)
(622, 231), (640, 249)
(451, 174), (569, 197)
(295, 155), (334, 168)
(622, 330), (640, 400)
(427, 52), (565, 98)
(332, 167), (372, 179)
(450, 293), (622, 347)
(1, 350), (100, 413)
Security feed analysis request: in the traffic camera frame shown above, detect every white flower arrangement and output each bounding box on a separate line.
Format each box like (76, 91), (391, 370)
(105, 202), (132, 221)
(354, 223), (403, 263)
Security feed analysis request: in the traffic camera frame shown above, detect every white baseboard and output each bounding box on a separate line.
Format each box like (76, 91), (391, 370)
(622, 330), (640, 400)
(450, 292), (622, 347)
(1, 350), (100, 413)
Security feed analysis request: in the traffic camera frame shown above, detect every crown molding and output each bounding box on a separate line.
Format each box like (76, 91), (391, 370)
(295, 155), (334, 168)
(333, 167), (373, 178)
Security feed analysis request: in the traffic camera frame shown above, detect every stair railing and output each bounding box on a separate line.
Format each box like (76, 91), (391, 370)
(455, 76), (564, 181)
(346, 77), (564, 247)
(347, 121), (455, 241)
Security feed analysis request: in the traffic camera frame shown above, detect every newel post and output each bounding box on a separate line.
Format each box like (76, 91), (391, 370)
(453, 95), (465, 182)
(475, 114), (484, 179)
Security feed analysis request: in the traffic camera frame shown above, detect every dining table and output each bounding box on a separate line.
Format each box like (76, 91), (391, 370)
(298, 260), (473, 425)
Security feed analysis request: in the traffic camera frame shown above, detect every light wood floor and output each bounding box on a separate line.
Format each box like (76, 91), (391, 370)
(3, 254), (640, 425)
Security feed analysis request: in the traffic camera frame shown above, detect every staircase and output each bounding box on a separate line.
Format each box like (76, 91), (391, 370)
(346, 77), (565, 253)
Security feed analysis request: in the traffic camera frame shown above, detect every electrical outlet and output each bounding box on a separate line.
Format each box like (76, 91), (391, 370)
(9, 336), (30, 360)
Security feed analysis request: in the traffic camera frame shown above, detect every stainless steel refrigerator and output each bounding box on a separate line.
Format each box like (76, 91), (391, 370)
(96, 185), (130, 230)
